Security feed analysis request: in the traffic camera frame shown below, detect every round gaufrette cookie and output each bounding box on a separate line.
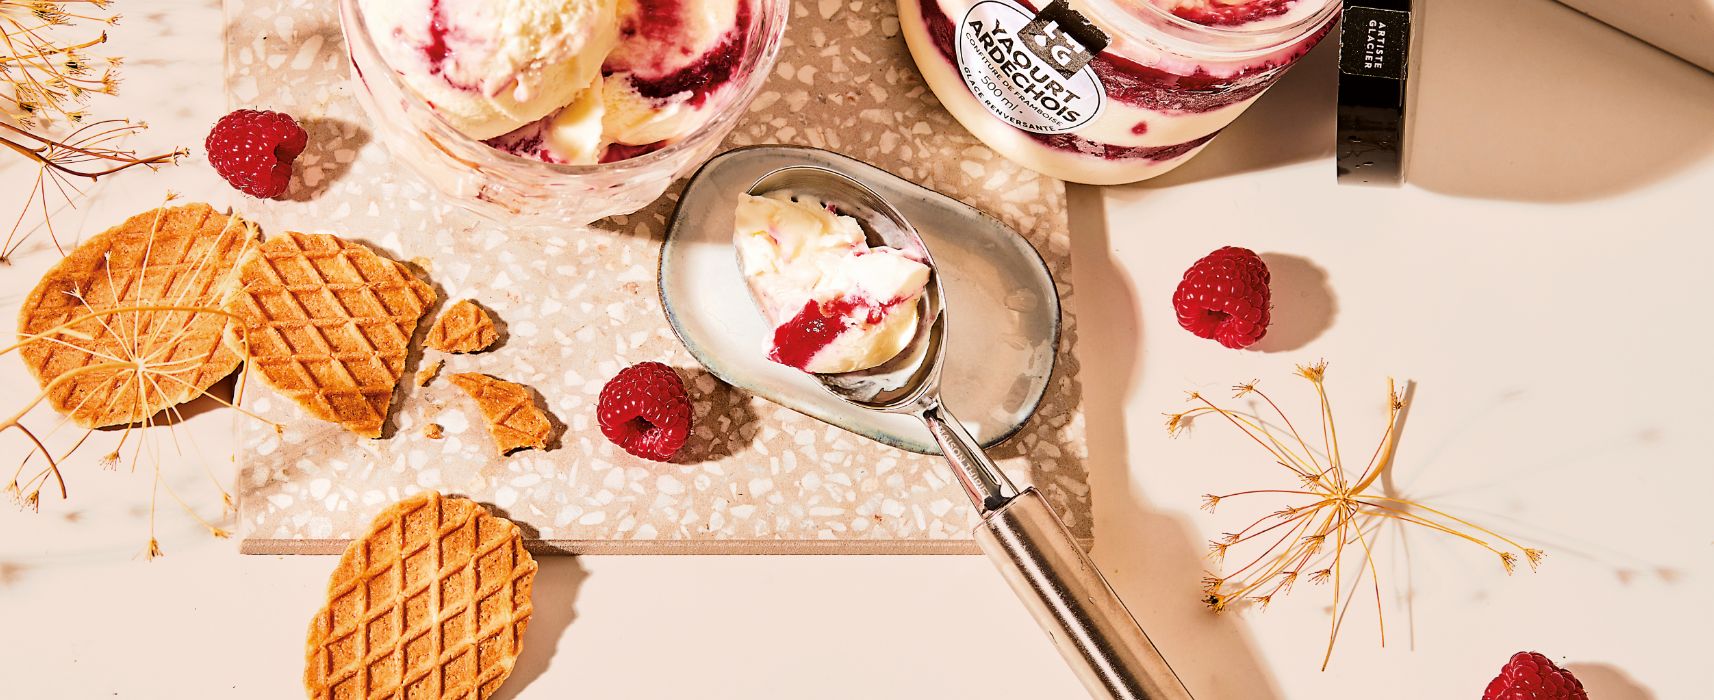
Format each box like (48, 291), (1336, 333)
(223, 231), (438, 438)
(304, 492), (538, 700)
(15, 203), (255, 428)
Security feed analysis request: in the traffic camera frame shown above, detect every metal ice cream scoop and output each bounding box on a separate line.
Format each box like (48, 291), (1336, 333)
(744, 165), (1194, 700)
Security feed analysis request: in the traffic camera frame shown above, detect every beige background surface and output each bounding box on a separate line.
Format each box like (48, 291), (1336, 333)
(1, 0), (1709, 698)
(1556, 0), (1714, 71)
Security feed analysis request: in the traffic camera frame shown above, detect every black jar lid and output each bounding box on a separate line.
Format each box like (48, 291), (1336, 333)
(1336, 0), (1416, 185)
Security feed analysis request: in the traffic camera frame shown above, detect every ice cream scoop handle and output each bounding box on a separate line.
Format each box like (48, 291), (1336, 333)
(974, 488), (1194, 700)
(920, 401), (1020, 511)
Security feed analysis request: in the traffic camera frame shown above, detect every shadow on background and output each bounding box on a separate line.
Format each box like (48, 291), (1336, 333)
(492, 557), (590, 700)
(1254, 253), (1335, 353)
(1139, 36), (1341, 188)
(1134, 0), (1714, 197)
(1409, 0), (1714, 201)
(675, 364), (761, 464)
(0, 561), (25, 587)
(287, 117), (372, 202)
(1566, 662), (1656, 700)
(1065, 185), (1284, 699)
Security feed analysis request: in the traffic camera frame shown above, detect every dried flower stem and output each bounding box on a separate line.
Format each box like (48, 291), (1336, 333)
(1, 1), (122, 125)
(1166, 362), (1542, 669)
(3, 198), (275, 555)
(0, 119), (173, 176)
(1, 119), (185, 259)
(1, 2), (183, 261)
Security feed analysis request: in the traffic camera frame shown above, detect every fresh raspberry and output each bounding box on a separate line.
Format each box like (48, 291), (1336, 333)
(204, 109), (307, 199)
(1172, 246), (1271, 349)
(1483, 652), (1588, 700)
(596, 362), (692, 462)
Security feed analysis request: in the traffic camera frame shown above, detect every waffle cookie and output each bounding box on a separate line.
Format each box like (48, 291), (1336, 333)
(415, 358), (444, 387)
(425, 300), (499, 354)
(17, 203), (254, 428)
(223, 232), (436, 438)
(449, 373), (554, 455)
(305, 492), (537, 700)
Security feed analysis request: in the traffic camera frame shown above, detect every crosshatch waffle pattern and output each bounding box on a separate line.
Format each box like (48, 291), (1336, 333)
(18, 203), (253, 428)
(426, 300), (499, 354)
(447, 373), (553, 455)
(224, 232), (437, 438)
(305, 492), (538, 700)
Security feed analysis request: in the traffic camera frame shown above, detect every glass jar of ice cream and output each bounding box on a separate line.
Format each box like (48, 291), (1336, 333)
(340, 0), (787, 226)
(898, 0), (1340, 184)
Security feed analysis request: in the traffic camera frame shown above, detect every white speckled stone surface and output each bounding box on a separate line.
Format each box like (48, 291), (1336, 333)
(227, 0), (1091, 553)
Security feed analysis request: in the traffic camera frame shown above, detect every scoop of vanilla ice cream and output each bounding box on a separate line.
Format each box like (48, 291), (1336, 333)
(805, 248), (932, 372)
(601, 75), (699, 147)
(599, 0), (746, 147)
(605, 0), (743, 79)
(735, 192), (931, 374)
(484, 72), (699, 164)
(826, 250), (935, 305)
(360, 0), (620, 140)
(735, 191), (863, 317)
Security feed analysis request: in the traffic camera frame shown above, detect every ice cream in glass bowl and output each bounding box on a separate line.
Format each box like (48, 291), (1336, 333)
(340, 0), (788, 225)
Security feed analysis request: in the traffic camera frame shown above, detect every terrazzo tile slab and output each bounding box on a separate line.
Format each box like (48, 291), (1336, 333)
(227, 0), (1092, 554)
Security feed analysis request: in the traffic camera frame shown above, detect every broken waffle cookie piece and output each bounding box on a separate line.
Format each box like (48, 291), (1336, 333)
(416, 358), (444, 387)
(304, 492), (537, 700)
(17, 203), (256, 428)
(222, 231), (437, 438)
(426, 299), (499, 353)
(448, 373), (553, 455)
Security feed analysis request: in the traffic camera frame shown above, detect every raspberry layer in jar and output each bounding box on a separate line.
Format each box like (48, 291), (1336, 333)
(899, 0), (1339, 184)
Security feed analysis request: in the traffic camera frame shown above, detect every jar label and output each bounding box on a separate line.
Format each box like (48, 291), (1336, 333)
(1339, 6), (1410, 80)
(955, 0), (1108, 135)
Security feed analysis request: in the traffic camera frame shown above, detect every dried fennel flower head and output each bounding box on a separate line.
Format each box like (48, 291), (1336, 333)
(1, 0), (124, 128)
(2, 196), (277, 557)
(1, 3), (183, 261)
(1166, 362), (1543, 670)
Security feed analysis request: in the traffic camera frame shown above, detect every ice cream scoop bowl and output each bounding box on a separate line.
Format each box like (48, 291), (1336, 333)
(339, 0), (789, 227)
(745, 166), (1193, 700)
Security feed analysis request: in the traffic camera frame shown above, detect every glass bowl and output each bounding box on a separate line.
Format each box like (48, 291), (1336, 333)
(339, 0), (788, 226)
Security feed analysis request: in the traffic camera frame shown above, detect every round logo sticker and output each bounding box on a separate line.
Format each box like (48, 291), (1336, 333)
(955, 0), (1107, 135)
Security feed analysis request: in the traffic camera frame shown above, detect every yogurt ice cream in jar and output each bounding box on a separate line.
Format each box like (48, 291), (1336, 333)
(898, 0), (1341, 184)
